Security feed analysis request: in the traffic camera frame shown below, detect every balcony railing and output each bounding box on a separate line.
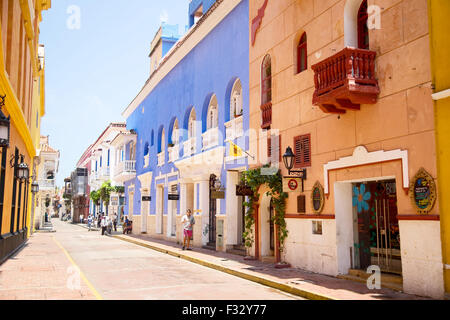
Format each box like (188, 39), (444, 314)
(260, 102), (272, 129)
(225, 116), (244, 141)
(115, 160), (136, 177)
(202, 127), (219, 150)
(157, 152), (165, 167)
(39, 179), (55, 189)
(312, 47), (380, 114)
(183, 137), (197, 157)
(168, 144), (180, 163)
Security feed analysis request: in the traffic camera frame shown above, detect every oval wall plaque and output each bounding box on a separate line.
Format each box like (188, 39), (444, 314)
(409, 168), (436, 215)
(311, 181), (325, 214)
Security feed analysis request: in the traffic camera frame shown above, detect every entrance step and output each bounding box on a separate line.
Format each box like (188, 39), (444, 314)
(261, 256), (276, 263)
(226, 245), (246, 257)
(202, 244), (216, 251)
(338, 269), (403, 292)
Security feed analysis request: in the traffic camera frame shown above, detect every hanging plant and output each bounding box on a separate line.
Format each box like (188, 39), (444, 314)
(241, 164), (289, 253)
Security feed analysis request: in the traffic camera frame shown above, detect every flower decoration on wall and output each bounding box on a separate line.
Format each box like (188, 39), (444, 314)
(353, 184), (371, 213)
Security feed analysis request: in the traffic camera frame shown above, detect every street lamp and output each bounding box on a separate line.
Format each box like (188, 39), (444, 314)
(0, 95), (10, 148)
(16, 162), (29, 181)
(31, 181), (39, 194)
(282, 146), (307, 192)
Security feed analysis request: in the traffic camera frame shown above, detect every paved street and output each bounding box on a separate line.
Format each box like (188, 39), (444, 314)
(0, 219), (302, 300)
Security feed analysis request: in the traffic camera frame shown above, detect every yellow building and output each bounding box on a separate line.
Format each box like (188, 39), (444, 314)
(0, 0), (51, 263)
(429, 0), (450, 297)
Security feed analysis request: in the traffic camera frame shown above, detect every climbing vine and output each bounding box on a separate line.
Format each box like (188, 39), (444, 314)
(241, 165), (289, 254)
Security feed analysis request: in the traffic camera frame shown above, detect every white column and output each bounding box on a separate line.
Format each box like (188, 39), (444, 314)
(226, 171), (239, 246)
(179, 182), (187, 216)
(198, 180), (210, 246)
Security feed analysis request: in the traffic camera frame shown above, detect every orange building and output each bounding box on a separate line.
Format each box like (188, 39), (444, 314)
(0, 0), (51, 263)
(248, 0), (443, 298)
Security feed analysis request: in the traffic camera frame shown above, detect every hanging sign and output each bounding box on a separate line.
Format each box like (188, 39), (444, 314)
(236, 184), (254, 197)
(283, 177), (301, 193)
(211, 191), (225, 199)
(311, 181), (325, 214)
(409, 168), (436, 214)
(168, 193), (180, 201)
(141, 196), (151, 202)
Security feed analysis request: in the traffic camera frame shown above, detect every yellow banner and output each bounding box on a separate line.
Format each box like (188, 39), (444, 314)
(230, 142), (243, 157)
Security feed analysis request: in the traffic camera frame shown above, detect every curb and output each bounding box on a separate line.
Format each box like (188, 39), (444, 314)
(113, 235), (337, 301)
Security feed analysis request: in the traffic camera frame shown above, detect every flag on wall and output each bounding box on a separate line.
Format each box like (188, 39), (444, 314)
(230, 142), (243, 157)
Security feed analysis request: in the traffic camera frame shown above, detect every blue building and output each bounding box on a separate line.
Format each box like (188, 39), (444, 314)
(121, 0), (250, 253)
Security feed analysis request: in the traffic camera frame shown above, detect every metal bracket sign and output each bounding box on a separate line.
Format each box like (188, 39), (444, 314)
(211, 191), (225, 199)
(168, 193), (180, 201)
(283, 177), (302, 193)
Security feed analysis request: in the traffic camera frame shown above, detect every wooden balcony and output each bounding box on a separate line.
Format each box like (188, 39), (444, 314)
(312, 47), (380, 114)
(260, 102), (272, 129)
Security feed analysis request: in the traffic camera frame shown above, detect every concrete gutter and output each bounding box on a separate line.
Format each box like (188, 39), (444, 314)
(113, 235), (337, 301)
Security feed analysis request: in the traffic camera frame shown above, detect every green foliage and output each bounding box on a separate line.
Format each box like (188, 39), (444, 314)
(242, 164), (289, 253)
(90, 190), (101, 206)
(99, 181), (115, 207)
(114, 186), (125, 194)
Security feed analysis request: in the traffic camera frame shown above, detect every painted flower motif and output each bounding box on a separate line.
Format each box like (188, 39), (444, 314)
(353, 184), (371, 213)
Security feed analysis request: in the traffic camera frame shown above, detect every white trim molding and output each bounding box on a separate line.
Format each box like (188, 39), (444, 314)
(323, 146), (409, 194)
(432, 88), (450, 101)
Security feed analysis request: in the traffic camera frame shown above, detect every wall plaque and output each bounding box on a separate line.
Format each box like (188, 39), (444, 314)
(409, 168), (436, 214)
(141, 196), (151, 202)
(283, 177), (302, 193)
(211, 191), (225, 199)
(168, 193), (180, 201)
(311, 181), (325, 214)
(236, 185), (254, 197)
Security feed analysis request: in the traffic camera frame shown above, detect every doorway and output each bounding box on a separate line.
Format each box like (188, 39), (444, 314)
(353, 180), (401, 274)
(170, 184), (178, 237)
(156, 185), (164, 234)
(208, 174), (217, 246)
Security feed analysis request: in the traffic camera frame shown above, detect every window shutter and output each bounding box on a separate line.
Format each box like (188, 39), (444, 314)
(294, 134), (311, 168)
(267, 135), (282, 162)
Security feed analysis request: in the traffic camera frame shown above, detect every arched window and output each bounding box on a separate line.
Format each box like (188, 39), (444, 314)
(297, 33), (307, 74)
(144, 142), (149, 156)
(261, 55), (272, 105)
(188, 109), (196, 139)
(151, 130), (154, 146)
(161, 129), (166, 152)
(207, 96), (218, 130)
(230, 79), (243, 118)
(357, 0), (369, 49)
(47, 171), (54, 180)
(171, 119), (179, 145)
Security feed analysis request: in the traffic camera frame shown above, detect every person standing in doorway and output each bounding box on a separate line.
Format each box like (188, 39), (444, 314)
(181, 209), (195, 251)
(112, 212), (118, 232)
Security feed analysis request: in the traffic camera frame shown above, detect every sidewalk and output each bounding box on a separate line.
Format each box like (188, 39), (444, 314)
(113, 233), (430, 300)
(0, 232), (96, 300)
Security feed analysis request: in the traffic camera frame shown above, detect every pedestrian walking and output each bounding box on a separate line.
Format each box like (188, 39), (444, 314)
(87, 214), (93, 231)
(80, 214), (84, 224)
(100, 215), (107, 236)
(181, 209), (195, 251)
(112, 213), (118, 232)
(106, 216), (113, 235)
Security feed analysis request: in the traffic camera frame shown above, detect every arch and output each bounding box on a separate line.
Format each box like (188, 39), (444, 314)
(261, 54), (272, 105)
(187, 108), (196, 139)
(143, 142), (150, 156)
(344, 0), (365, 48)
(224, 77), (239, 122)
(201, 93), (215, 133)
(206, 94), (219, 131)
(230, 79), (243, 119)
(296, 32), (307, 74)
(157, 126), (165, 153)
(169, 118), (180, 145)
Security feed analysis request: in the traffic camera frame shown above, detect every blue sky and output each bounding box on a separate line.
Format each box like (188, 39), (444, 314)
(39, 0), (188, 187)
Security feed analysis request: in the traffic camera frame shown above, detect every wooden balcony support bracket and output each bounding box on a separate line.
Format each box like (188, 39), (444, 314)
(312, 47), (380, 114)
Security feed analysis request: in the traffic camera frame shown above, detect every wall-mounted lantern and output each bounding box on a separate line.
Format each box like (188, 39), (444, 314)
(0, 95), (10, 148)
(31, 181), (40, 194)
(283, 146), (307, 192)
